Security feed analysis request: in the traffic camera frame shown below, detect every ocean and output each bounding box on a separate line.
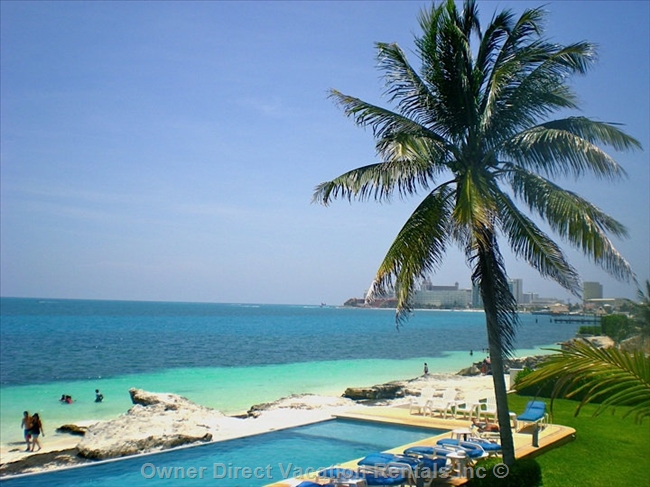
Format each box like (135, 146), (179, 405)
(0, 298), (578, 446)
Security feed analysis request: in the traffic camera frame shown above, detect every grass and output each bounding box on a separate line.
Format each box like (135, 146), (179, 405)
(508, 394), (650, 487)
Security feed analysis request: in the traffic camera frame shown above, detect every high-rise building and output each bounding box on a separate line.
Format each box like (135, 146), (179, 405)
(583, 281), (603, 300)
(508, 278), (524, 304)
(472, 283), (483, 308)
(413, 282), (471, 308)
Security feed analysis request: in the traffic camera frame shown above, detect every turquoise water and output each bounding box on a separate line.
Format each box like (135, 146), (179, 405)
(0, 419), (449, 486)
(0, 299), (576, 446)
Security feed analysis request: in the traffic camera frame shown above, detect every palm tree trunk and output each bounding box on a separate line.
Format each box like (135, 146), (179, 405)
(476, 235), (517, 465)
(485, 312), (516, 465)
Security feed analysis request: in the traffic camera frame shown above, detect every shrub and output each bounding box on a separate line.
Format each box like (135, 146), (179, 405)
(578, 325), (601, 335)
(601, 314), (636, 342)
(467, 457), (542, 487)
(514, 368), (554, 398)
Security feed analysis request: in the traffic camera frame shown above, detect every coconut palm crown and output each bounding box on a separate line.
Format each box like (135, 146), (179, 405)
(314, 0), (640, 464)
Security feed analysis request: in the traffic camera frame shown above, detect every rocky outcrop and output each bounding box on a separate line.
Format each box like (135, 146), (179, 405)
(55, 424), (87, 436)
(562, 335), (615, 350)
(247, 393), (355, 417)
(77, 389), (224, 460)
(456, 355), (549, 376)
(342, 382), (405, 401)
(457, 364), (482, 376)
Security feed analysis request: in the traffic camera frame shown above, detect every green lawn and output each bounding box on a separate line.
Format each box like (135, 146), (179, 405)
(508, 394), (650, 487)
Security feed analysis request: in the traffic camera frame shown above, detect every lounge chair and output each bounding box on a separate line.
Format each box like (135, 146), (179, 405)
(403, 445), (456, 459)
(435, 439), (487, 459)
(465, 437), (502, 457)
(318, 466), (405, 486)
(439, 437), (501, 457)
(476, 397), (497, 421)
(424, 389), (456, 418)
(409, 388), (437, 415)
(516, 400), (548, 431)
(476, 397), (518, 428)
(358, 452), (451, 486)
(357, 452), (421, 478)
(453, 400), (481, 420)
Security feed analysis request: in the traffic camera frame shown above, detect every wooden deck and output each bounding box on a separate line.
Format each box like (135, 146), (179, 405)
(267, 405), (575, 487)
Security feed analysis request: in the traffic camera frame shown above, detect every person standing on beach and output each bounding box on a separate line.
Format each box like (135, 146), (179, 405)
(28, 413), (44, 452)
(423, 363), (429, 375)
(21, 411), (31, 452)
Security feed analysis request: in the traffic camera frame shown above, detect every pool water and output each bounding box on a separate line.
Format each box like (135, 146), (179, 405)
(1, 419), (448, 486)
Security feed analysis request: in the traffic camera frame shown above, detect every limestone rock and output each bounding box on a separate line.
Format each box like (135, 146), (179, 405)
(247, 393), (355, 417)
(342, 382), (404, 401)
(562, 336), (615, 350)
(56, 424), (87, 436)
(77, 389), (224, 460)
(457, 365), (481, 376)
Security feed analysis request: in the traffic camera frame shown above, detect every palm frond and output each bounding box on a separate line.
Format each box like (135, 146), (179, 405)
(312, 158), (432, 205)
(502, 117), (638, 179)
(367, 185), (454, 325)
(515, 340), (650, 422)
(415, 0), (478, 141)
(506, 167), (634, 282)
(494, 189), (581, 294)
(375, 42), (437, 126)
(328, 90), (452, 151)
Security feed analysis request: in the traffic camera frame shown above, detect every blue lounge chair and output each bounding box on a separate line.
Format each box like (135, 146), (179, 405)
(357, 452), (421, 479)
(318, 467), (407, 486)
(435, 439), (487, 459)
(464, 437), (502, 456)
(516, 400), (548, 431)
(403, 445), (456, 459)
(438, 437), (501, 457)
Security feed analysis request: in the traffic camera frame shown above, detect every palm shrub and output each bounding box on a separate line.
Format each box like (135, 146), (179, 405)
(314, 0), (640, 464)
(515, 340), (650, 422)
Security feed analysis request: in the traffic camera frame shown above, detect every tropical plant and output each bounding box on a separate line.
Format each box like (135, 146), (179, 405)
(514, 340), (650, 423)
(313, 0), (640, 464)
(635, 280), (650, 338)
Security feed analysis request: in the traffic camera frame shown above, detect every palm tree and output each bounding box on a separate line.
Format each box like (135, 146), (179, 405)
(313, 0), (640, 464)
(514, 340), (650, 423)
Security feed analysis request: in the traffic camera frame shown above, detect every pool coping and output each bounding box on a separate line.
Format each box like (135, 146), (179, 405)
(267, 405), (576, 486)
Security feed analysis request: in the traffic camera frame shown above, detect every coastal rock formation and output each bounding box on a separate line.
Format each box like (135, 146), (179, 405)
(247, 393), (355, 417)
(342, 382), (405, 401)
(77, 389), (224, 460)
(562, 336), (615, 349)
(456, 355), (549, 376)
(457, 364), (482, 376)
(55, 424), (87, 436)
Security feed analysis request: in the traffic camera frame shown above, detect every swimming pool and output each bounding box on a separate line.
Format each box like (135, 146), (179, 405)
(1, 419), (448, 486)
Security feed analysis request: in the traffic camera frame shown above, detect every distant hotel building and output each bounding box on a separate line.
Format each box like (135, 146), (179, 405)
(508, 278), (524, 304)
(583, 281), (603, 300)
(413, 280), (471, 308)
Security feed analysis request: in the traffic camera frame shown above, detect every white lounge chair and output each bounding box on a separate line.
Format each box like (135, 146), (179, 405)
(453, 400), (481, 420)
(477, 397), (497, 421)
(425, 389), (457, 418)
(477, 397), (518, 428)
(409, 387), (437, 415)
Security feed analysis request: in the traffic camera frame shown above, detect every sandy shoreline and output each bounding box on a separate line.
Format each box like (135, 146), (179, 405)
(0, 372), (502, 478)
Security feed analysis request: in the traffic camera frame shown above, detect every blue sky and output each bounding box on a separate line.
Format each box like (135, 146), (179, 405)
(1, 1), (648, 306)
